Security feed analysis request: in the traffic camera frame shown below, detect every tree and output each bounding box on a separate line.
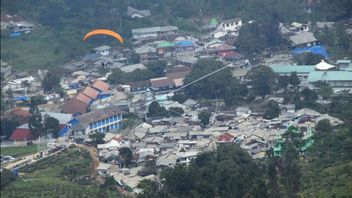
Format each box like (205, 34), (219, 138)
(130, 53), (140, 64)
(316, 119), (332, 134)
(281, 142), (301, 197)
(301, 88), (318, 106)
(43, 115), (60, 138)
(289, 72), (300, 89)
(89, 132), (105, 145)
(28, 106), (43, 138)
(1, 169), (16, 188)
(224, 78), (248, 106)
(295, 52), (324, 65)
(247, 66), (276, 98)
(184, 59), (234, 99)
(264, 100), (280, 119)
(278, 75), (290, 90)
(30, 95), (46, 107)
(198, 110), (212, 126)
(318, 84), (333, 99)
(107, 68), (126, 85)
(171, 93), (188, 104)
(147, 101), (168, 118)
(118, 147), (133, 168)
(42, 71), (61, 92)
(0, 118), (19, 139)
(237, 22), (267, 55)
(168, 107), (184, 117)
(138, 160), (157, 176)
(146, 60), (167, 77)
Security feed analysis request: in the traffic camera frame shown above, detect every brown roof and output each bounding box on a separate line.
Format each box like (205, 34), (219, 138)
(62, 98), (88, 114)
(92, 80), (110, 91)
(150, 77), (175, 88)
(81, 86), (100, 99)
(76, 93), (92, 104)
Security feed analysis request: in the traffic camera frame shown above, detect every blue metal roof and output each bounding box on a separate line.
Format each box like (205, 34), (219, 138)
(292, 45), (329, 58)
(175, 40), (194, 47)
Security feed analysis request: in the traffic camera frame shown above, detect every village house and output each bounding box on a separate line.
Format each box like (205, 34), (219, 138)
(156, 41), (175, 56)
(129, 80), (151, 93)
(120, 63), (147, 73)
(216, 18), (243, 33)
(134, 46), (158, 63)
(269, 64), (316, 84)
(308, 71), (352, 90)
(93, 45), (111, 56)
(1, 60), (12, 79)
(132, 26), (178, 40)
(150, 77), (176, 92)
(127, 6), (151, 18)
(289, 32), (318, 48)
(70, 108), (125, 139)
(336, 60), (352, 71)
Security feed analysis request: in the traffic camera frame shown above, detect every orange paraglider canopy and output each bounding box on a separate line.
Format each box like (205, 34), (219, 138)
(83, 29), (124, 44)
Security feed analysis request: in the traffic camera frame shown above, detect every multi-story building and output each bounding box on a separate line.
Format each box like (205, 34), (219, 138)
(131, 26), (178, 40)
(70, 108), (125, 139)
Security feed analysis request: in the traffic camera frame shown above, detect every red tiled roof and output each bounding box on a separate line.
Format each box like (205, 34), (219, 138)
(62, 98), (88, 114)
(10, 128), (33, 141)
(92, 80), (110, 91)
(81, 86), (99, 99)
(217, 133), (234, 142)
(76, 93), (92, 104)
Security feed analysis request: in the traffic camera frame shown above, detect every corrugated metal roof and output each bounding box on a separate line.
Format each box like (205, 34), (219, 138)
(269, 64), (315, 73)
(308, 71), (352, 82)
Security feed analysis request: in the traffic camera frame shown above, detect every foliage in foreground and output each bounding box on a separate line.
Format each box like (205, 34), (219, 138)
(1, 148), (124, 198)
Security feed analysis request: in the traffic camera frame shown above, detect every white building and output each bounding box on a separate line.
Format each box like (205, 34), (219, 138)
(217, 18), (243, 32)
(93, 45), (111, 56)
(131, 26), (178, 40)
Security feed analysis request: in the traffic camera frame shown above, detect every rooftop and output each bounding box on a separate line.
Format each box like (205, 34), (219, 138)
(308, 71), (352, 82)
(132, 26), (178, 34)
(269, 64), (315, 73)
(289, 32), (318, 45)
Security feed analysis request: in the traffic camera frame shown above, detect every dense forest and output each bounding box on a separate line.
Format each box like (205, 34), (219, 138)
(1, 0), (352, 69)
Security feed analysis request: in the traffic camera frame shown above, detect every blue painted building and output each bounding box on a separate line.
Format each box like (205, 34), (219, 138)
(70, 108), (125, 139)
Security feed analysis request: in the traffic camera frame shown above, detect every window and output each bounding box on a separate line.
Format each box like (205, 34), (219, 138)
(110, 117), (114, 122)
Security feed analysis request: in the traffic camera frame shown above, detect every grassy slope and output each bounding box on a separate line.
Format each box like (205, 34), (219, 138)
(1, 26), (89, 71)
(1, 145), (38, 157)
(301, 161), (352, 197)
(1, 147), (123, 198)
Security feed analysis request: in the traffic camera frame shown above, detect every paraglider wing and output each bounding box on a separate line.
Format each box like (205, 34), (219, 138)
(83, 29), (124, 44)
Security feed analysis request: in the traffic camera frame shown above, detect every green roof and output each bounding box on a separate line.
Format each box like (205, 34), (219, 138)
(157, 42), (175, 48)
(308, 71), (352, 82)
(269, 64), (315, 74)
(210, 18), (218, 25)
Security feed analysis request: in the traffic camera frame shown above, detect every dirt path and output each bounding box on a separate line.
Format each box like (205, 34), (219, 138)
(77, 144), (99, 179)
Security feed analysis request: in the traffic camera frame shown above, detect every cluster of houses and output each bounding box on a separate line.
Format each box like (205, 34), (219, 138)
(1, 10), (352, 194)
(92, 97), (344, 193)
(1, 13), (35, 36)
(269, 59), (352, 93)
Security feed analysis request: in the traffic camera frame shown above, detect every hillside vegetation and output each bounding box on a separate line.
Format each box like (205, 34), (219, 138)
(1, 0), (351, 69)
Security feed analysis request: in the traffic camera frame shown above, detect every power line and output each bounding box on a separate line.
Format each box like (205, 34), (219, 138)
(134, 63), (232, 112)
